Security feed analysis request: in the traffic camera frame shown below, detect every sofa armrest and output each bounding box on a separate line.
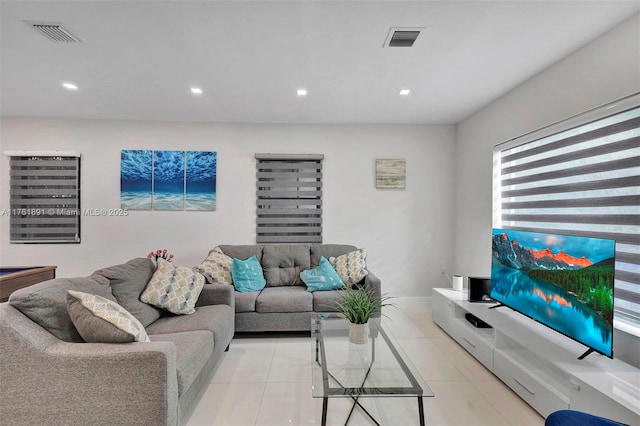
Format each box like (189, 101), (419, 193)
(196, 283), (235, 311)
(0, 304), (178, 425)
(363, 271), (383, 316)
(363, 271), (382, 299)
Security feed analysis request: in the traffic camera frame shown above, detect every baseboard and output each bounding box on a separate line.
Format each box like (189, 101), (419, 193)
(394, 296), (432, 311)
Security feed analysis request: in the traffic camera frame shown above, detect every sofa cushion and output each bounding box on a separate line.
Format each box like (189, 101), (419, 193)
(218, 245), (263, 263)
(301, 257), (345, 292)
(196, 247), (233, 285)
(141, 259), (205, 315)
(310, 244), (358, 268)
(67, 290), (150, 343)
(150, 331), (213, 396)
(255, 286), (313, 313)
(313, 289), (346, 312)
(231, 256), (267, 293)
(262, 244), (311, 286)
(93, 257), (162, 327)
(235, 291), (260, 313)
(146, 304), (234, 350)
(329, 248), (369, 285)
(9, 275), (116, 342)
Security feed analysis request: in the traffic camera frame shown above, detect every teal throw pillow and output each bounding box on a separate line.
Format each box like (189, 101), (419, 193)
(301, 257), (345, 292)
(231, 256), (267, 293)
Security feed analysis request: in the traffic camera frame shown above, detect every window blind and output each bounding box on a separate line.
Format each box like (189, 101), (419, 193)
(256, 153), (323, 244)
(494, 100), (639, 326)
(9, 154), (81, 243)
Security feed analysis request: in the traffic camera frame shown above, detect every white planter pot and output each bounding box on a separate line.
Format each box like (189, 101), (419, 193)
(348, 322), (369, 344)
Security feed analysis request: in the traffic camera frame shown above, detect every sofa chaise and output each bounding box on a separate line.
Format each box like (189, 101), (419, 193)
(0, 257), (234, 426)
(197, 243), (381, 332)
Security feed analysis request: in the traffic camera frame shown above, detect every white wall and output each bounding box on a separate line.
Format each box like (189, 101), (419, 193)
(454, 14), (640, 277)
(0, 120), (456, 299)
(454, 14), (640, 366)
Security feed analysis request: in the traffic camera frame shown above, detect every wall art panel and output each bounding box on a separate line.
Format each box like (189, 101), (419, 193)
(185, 151), (217, 211)
(120, 149), (153, 210)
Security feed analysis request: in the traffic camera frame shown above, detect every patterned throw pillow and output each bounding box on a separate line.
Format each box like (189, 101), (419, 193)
(140, 258), (205, 315)
(231, 256), (267, 293)
(67, 290), (150, 343)
(301, 257), (345, 292)
(196, 246), (233, 285)
(329, 248), (369, 285)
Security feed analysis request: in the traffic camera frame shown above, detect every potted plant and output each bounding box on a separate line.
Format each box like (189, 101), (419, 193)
(336, 285), (394, 344)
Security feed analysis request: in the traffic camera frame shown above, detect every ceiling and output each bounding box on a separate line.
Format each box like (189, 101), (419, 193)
(1, 1), (638, 124)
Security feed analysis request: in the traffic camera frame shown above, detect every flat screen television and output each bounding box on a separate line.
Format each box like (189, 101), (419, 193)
(490, 228), (616, 359)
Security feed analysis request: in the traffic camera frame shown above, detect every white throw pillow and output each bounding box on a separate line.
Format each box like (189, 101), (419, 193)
(67, 290), (150, 343)
(196, 246), (233, 285)
(141, 258), (205, 315)
(329, 248), (369, 285)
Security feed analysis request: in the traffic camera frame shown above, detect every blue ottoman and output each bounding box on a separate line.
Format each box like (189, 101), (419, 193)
(545, 410), (627, 426)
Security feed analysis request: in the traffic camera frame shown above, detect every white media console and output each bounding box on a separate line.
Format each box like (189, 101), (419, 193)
(432, 288), (640, 424)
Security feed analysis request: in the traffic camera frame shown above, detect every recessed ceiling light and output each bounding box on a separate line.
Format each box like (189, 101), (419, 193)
(190, 87), (203, 95)
(62, 82), (78, 90)
(399, 89), (411, 96)
(297, 89), (307, 96)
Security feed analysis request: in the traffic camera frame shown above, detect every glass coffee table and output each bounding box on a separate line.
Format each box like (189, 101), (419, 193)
(311, 313), (433, 425)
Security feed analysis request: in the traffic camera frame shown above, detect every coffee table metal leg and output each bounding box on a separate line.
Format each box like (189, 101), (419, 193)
(322, 397), (328, 426)
(417, 396), (425, 426)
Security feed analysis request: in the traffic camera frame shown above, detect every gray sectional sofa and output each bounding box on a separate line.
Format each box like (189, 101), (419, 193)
(0, 243), (379, 425)
(211, 244), (381, 332)
(0, 257), (234, 426)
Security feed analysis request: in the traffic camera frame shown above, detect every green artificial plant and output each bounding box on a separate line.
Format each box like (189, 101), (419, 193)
(336, 285), (394, 324)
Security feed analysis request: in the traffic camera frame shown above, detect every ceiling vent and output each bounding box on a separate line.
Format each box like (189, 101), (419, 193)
(384, 27), (424, 48)
(24, 21), (84, 43)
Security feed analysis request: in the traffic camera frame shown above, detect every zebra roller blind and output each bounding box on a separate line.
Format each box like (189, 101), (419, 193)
(8, 153), (81, 243)
(494, 95), (639, 327)
(256, 154), (323, 244)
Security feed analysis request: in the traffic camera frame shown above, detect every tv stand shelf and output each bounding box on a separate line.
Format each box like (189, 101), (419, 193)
(432, 288), (640, 424)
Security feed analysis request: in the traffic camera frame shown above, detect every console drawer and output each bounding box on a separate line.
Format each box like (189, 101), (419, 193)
(494, 350), (568, 417)
(451, 318), (493, 370)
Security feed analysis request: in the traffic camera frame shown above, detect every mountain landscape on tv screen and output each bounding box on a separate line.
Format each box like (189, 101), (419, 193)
(492, 231), (615, 327)
(492, 231), (597, 270)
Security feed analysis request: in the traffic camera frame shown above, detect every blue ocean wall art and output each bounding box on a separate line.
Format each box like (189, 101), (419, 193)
(153, 150), (185, 210)
(121, 150), (153, 210)
(186, 151), (217, 211)
(120, 150), (217, 211)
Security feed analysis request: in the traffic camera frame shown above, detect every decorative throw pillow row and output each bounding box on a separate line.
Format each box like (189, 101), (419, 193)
(196, 246), (369, 292)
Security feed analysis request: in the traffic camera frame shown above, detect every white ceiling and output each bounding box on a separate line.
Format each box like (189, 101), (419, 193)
(1, 1), (638, 124)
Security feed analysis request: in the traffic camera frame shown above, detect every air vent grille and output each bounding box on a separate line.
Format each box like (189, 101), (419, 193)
(389, 31), (420, 47)
(384, 27), (425, 48)
(25, 21), (83, 43)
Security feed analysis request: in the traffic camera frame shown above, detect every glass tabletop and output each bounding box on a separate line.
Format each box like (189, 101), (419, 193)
(311, 313), (434, 400)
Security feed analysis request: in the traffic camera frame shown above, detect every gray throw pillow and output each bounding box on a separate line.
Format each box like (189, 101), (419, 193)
(9, 275), (116, 342)
(93, 258), (162, 327)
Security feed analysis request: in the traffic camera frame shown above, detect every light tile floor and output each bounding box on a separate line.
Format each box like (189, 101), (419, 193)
(185, 307), (545, 426)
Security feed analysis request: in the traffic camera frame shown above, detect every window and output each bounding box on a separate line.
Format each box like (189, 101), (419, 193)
(256, 153), (323, 244)
(7, 152), (81, 243)
(493, 94), (639, 329)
